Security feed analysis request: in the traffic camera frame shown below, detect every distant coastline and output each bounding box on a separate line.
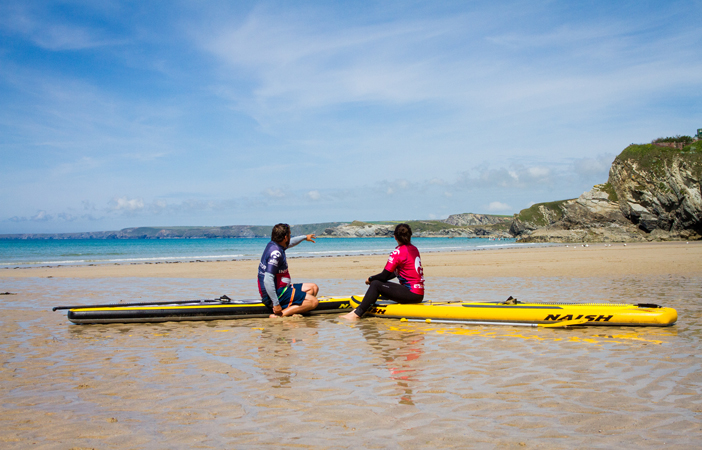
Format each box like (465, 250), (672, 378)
(0, 214), (513, 240)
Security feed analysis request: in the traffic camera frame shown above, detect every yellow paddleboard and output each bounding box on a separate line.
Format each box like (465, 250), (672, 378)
(350, 296), (677, 327)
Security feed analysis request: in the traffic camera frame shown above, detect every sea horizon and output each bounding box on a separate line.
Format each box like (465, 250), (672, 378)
(0, 236), (524, 269)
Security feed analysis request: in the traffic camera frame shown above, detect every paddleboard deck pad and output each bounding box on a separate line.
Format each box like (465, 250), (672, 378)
(58, 297), (354, 324)
(350, 297), (677, 327)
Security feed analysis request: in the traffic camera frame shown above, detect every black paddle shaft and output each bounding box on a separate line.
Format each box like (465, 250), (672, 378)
(52, 295), (235, 311)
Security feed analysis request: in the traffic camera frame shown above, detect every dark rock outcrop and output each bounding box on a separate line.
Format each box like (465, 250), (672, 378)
(514, 139), (702, 243)
(609, 146), (702, 235)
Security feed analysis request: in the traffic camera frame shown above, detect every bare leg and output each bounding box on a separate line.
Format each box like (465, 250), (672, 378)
(281, 293), (319, 316)
(269, 283), (320, 318)
(339, 310), (361, 321)
(300, 282), (319, 297)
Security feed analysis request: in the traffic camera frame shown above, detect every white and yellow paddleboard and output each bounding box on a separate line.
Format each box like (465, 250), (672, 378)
(62, 297), (354, 324)
(350, 297), (677, 327)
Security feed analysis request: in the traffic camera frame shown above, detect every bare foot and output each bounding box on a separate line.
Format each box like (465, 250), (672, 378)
(339, 311), (361, 321)
(269, 314), (283, 319)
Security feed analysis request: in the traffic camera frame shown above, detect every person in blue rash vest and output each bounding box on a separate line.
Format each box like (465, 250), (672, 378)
(257, 223), (320, 318)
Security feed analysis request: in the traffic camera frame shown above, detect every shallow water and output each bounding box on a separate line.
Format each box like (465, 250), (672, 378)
(0, 276), (700, 449)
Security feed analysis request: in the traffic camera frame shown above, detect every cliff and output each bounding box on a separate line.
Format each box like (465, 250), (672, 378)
(513, 138), (702, 243)
(320, 217), (512, 238)
(442, 213), (511, 226)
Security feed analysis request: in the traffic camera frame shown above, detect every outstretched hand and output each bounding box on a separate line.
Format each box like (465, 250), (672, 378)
(306, 233), (316, 243)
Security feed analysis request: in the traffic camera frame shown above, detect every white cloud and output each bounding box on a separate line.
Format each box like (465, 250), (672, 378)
(264, 188), (286, 198)
(487, 201), (511, 212)
(456, 164), (558, 190)
(572, 154), (615, 181)
(306, 190), (321, 201)
(202, 10), (443, 112)
(527, 167), (550, 179)
(31, 210), (51, 221)
(150, 199), (168, 213)
(110, 197), (145, 212)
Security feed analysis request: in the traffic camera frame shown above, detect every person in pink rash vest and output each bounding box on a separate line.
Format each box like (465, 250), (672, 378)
(340, 223), (425, 321)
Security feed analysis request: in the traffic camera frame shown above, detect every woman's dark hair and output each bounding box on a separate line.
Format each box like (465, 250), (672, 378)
(271, 223), (291, 243)
(393, 223), (412, 245)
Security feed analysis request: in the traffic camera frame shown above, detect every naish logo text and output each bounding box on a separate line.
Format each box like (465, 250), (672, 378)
(545, 314), (613, 322)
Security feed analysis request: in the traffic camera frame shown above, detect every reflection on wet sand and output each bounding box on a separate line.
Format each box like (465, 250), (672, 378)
(355, 322), (425, 405)
(383, 322), (679, 346)
(254, 319), (319, 389)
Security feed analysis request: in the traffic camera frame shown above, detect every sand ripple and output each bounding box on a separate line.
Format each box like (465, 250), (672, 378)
(0, 276), (700, 448)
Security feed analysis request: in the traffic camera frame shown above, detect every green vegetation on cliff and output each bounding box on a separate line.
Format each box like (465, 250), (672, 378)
(596, 182), (618, 202)
(652, 135), (695, 145)
(616, 141), (702, 178)
(515, 200), (572, 226)
(405, 220), (463, 232)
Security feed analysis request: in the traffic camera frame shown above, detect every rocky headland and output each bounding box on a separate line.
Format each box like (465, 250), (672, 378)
(512, 136), (702, 243)
(319, 215), (512, 238)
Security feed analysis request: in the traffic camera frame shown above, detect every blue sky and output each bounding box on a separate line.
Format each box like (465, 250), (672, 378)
(1, 0), (700, 233)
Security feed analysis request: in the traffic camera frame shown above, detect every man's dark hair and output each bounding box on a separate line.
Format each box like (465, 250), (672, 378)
(393, 223), (412, 245)
(271, 223), (291, 243)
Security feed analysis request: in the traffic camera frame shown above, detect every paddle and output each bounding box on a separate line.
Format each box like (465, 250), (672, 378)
(399, 318), (589, 328)
(52, 296), (235, 311)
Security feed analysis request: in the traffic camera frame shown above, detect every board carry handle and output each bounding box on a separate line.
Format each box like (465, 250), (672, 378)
(52, 295), (233, 311)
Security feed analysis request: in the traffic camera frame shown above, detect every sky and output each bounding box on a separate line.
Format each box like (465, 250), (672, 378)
(1, 0), (701, 234)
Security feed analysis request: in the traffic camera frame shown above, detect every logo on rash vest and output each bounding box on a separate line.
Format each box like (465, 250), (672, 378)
(388, 249), (400, 264)
(268, 250), (282, 265)
(415, 256), (424, 277)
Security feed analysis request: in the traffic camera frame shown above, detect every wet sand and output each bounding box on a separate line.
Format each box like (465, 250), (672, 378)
(1, 243), (701, 448)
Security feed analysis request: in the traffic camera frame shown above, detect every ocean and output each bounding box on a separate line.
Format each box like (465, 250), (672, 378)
(0, 236), (522, 268)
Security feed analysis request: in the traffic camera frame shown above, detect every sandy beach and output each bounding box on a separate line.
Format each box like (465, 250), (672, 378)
(2, 241), (701, 280)
(1, 242), (701, 448)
